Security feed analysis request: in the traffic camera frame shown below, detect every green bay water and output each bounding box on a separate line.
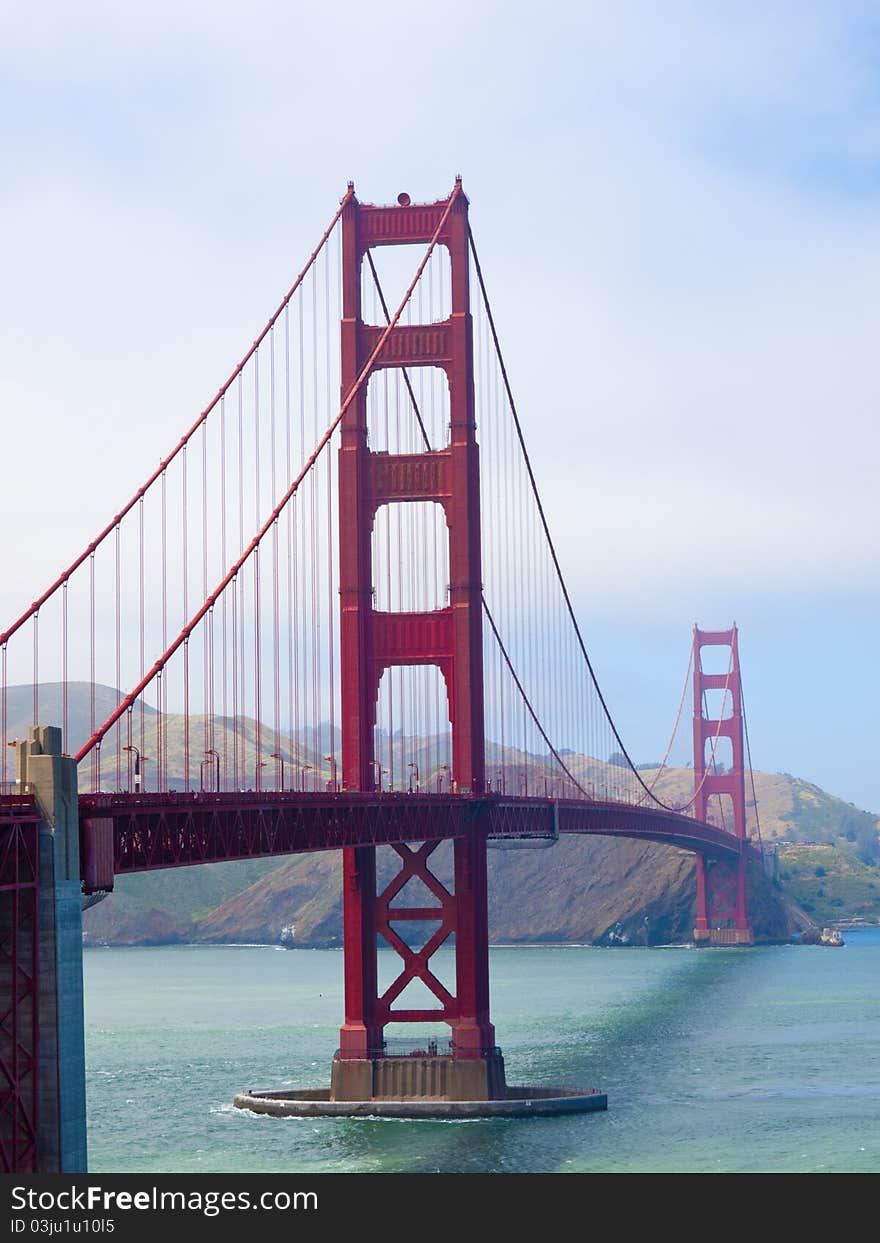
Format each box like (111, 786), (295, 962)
(83, 931), (880, 1173)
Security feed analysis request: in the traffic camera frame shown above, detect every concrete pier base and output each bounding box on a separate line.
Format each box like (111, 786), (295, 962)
(330, 1050), (507, 1102)
(693, 927), (754, 946)
(17, 727), (87, 1173)
(235, 1085), (607, 1119)
(237, 1046), (607, 1119)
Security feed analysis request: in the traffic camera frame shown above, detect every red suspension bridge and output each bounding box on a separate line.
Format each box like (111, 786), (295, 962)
(1, 181), (764, 1171)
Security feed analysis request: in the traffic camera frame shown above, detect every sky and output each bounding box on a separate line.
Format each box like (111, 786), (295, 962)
(2, 1), (878, 810)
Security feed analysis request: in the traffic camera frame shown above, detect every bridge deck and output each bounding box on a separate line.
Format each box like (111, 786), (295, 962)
(74, 791), (746, 891)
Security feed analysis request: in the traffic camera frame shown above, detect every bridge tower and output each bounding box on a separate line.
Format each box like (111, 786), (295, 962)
(692, 626), (754, 945)
(333, 182), (502, 1100)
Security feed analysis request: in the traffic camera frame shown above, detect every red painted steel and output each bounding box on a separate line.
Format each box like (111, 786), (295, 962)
(338, 180), (483, 796)
(76, 790), (747, 880)
(80, 817), (115, 893)
(692, 625), (753, 941)
(337, 182), (493, 1057)
(366, 450), (451, 507)
(79, 791), (489, 883)
(373, 843), (457, 1024)
(0, 793), (40, 1174)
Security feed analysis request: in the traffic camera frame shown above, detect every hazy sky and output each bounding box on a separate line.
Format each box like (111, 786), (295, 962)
(3, 2), (878, 810)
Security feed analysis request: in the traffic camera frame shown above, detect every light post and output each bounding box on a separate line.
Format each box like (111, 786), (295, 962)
(205, 748), (220, 793)
(300, 764), (312, 792)
(408, 761), (420, 793)
(370, 759), (386, 793)
(123, 744), (142, 793)
(256, 759), (267, 791)
(438, 764), (450, 794)
(324, 754), (338, 793)
(270, 752), (286, 792)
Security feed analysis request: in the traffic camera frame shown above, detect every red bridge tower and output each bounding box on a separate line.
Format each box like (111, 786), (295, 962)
(333, 182), (503, 1100)
(692, 626), (754, 946)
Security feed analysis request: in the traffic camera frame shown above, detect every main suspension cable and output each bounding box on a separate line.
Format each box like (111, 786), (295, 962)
(0, 189), (354, 648)
(635, 642), (694, 802)
(481, 596), (592, 797)
(75, 184), (462, 762)
(366, 242), (585, 795)
(740, 674), (764, 848)
(468, 226), (681, 811)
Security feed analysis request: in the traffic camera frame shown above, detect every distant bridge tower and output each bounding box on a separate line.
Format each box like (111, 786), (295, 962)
(692, 626), (753, 945)
(333, 182), (502, 1100)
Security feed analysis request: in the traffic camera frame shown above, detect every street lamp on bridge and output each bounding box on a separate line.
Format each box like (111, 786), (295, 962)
(408, 762), (420, 794)
(204, 748), (220, 793)
(270, 753), (286, 792)
(300, 764), (312, 791)
(324, 754), (337, 793)
(122, 744), (147, 793)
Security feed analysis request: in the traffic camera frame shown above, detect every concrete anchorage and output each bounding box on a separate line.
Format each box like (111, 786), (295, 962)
(17, 726), (88, 1173)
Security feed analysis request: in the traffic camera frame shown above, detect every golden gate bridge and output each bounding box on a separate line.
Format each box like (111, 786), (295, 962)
(0, 180), (763, 1171)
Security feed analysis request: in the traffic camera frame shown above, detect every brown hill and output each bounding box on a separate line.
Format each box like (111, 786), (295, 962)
(177, 832), (808, 950)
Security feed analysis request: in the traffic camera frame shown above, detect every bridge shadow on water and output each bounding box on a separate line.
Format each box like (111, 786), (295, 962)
(325, 946), (754, 1174)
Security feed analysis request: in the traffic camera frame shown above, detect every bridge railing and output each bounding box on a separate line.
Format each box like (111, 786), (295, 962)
(0, 781), (34, 802)
(334, 1039), (502, 1060)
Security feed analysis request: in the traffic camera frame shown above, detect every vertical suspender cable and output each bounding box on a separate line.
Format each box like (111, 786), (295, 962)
(182, 444), (189, 791)
(220, 393), (228, 791)
(253, 349), (262, 789)
(325, 242), (336, 789)
(74, 191), (458, 774)
(238, 373), (246, 790)
(285, 302), (294, 785)
(32, 613), (38, 731)
(270, 327), (281, 785)
(114, 525), (122, 788)
(1, 644), (6, 787)
(89, 552), (96, 789)
(311, 267), (319, 781)
(296, 286), (305, 784)
(202, 420), (210, 760)
(161, 470), (167, 789)
(62, 583), (69, 750)
(138, 497), (145, 779)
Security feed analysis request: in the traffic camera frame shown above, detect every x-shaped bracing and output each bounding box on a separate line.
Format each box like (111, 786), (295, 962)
(375, 842), (457, 1019)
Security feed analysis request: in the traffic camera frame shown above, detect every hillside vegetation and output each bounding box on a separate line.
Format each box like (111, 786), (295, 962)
(776, 843), (880, 925)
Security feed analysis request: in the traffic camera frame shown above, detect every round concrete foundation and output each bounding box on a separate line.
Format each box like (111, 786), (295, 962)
(234, 1086), (607, 1118)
